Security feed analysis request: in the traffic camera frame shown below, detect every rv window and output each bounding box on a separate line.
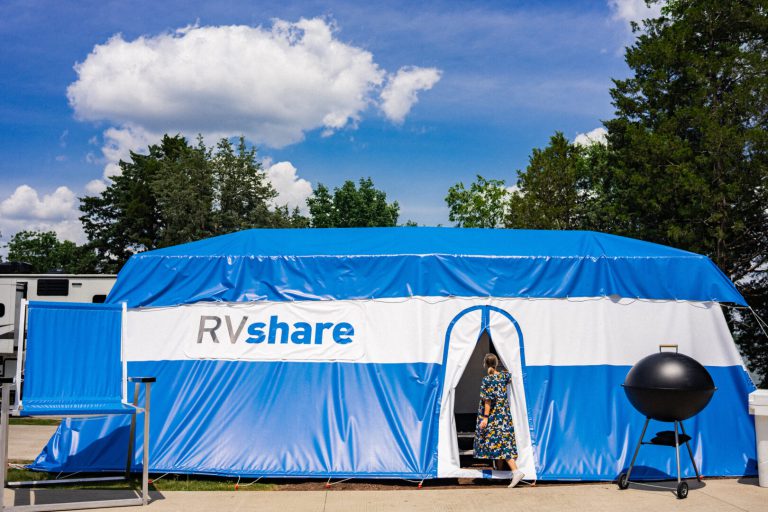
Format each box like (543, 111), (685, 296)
(92, 295), (107, 303)
(37, 279), (69, 296)
(0, 303), (4, 318)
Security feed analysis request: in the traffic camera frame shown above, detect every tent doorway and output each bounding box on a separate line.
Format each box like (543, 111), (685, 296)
(454, 330), (497, 468)
(436, 305), (537, 479)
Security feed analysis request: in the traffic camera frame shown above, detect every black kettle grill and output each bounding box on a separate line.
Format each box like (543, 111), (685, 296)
(617, 345), (716, 499)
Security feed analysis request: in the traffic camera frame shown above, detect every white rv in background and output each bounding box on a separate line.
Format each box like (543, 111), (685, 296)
(0, 269), (116, 378)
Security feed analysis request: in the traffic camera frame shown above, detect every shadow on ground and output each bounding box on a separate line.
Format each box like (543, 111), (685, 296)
(8, 488), (164, 507)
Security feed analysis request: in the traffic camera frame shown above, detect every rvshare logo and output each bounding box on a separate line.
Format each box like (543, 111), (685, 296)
(197, 315), (355, 345)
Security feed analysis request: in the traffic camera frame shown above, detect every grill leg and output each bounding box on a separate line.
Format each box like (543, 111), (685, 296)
(625, 417), (650, 482)
(674, 421), (682, 484)
(679, 421), (701, 481)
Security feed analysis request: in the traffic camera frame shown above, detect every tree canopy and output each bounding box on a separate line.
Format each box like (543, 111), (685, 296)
(445, 134), (611, 231)
(445, 175), (509, 228)
(80, 135), (304, 271)
(307, 178), (399, 228)
(5, 231), (98, 274)
(605, 0), (768, 282)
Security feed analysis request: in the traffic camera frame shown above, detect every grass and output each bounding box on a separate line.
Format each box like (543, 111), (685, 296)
(6, 466), (275, 491)
(8, 418), (61, 426)
(147, 474), (275, 491)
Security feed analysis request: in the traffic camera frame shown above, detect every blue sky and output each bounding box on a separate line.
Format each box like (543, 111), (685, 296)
(0, 0), (658, 244)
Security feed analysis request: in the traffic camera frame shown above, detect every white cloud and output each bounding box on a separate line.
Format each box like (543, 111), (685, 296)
(380, 66), (442, 123)
(608, 0), (663, 26)
(99, 124), (156, 178)
(67, 18), (439, 151)
(574, 127), (608, 147)
(0, 185), (86, 246)
(265, 161), (313, 213)
(85, 179), (107, 195)
(0, 219), (85, 248)
(0, 185), (78, 221)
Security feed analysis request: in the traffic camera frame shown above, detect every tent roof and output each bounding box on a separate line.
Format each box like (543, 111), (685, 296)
(108, 228), (746, 306)
(145, 227), (696, 258)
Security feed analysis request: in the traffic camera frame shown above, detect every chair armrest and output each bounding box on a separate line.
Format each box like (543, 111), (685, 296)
(128, 377), (156, 383)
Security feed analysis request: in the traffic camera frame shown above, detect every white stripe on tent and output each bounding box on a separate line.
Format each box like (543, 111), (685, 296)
(124, 297), (745, 368)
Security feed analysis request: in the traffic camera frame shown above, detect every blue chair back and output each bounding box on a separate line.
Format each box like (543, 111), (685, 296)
(22, 302), (126, 414)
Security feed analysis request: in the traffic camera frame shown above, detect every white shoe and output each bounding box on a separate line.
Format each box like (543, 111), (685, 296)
(508, 470), (525, 488)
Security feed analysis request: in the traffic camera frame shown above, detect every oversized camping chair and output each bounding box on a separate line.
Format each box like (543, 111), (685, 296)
(0, 301), (155, 511)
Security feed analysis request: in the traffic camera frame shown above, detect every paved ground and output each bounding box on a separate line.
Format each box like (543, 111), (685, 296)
(3, 426), (766, 511)
(7, 425), (57, 460)
(2, 478), (765, 511)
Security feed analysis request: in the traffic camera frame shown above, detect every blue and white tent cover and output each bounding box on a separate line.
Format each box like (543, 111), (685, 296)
(32, 228), (757, 481)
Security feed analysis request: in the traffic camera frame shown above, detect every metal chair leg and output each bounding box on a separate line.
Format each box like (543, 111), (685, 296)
(142, 382), (151, 506)
(125, 382), (139, 479)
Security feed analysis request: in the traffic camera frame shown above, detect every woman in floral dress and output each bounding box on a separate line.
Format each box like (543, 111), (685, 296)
(473, 353), (525, 487)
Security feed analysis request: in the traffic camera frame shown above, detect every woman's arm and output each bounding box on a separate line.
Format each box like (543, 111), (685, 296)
(480, 399), (491, 429)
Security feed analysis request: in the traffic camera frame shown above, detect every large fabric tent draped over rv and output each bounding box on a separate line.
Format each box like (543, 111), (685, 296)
(31, 228), (757, 480)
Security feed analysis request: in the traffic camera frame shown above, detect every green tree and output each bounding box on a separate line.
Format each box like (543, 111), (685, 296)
(272, 204), (311, 228)
(507, 132), (609, 230)
(307, 178), (399, 227)
(152, 136), (213, 247)
(445, 175), (509, 228)
(445, 137), (611, 231)
(211, 137), (285, 232)
(80, 135), (182, 271)
(80, 134), (296, 271)
(5, 231), (98, 273)
(605, 0), (768, 383)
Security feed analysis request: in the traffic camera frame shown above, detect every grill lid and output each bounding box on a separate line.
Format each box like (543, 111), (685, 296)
(622, 349), (717, 422)
(624, 352), (715, 392)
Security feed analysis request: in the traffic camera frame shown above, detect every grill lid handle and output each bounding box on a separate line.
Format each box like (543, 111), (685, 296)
(659, 344), (679, 353)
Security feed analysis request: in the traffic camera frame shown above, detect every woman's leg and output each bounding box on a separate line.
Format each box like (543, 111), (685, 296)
(506, 457), (524, 488)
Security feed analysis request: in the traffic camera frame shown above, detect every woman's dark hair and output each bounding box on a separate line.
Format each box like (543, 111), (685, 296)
(484, 353), (498, 372)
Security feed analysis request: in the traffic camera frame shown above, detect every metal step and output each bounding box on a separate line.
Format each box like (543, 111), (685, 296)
(459, 449), (475, 456)
(457, 432), (475, 438)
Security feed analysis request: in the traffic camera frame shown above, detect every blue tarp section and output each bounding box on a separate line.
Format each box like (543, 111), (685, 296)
(22, 302), (133, 416)
(31, 362), (755, 480)
(525, 365), (757, 479)
(106, 228), (746, 306)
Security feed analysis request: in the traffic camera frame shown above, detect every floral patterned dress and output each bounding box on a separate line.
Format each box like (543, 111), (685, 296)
(473, 371), (517, 460)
